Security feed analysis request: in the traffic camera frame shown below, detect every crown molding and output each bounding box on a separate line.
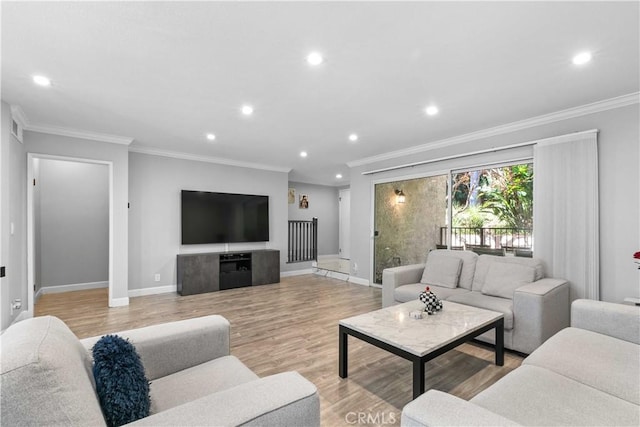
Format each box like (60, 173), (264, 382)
(25, 124), (134, 145)
(347, 92), (639, 168)
(362, 129), (598, 176)
(129, 145), (292, 173)
(12, 106), (134, 145)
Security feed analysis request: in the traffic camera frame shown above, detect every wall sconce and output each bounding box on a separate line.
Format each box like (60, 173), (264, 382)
(395, 189), (406, 204)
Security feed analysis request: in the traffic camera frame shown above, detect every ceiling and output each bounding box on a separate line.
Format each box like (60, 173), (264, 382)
(2, 1), (638, 186)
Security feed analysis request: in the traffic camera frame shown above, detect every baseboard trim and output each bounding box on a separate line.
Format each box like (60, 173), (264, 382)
(128, 285), (177, 297)
(312, 269), (370, 286)
(38, 281), (108, 296)
(110, 297), (129, 307)
(281, 269), (314, 277)
(348, 276), (370, 287)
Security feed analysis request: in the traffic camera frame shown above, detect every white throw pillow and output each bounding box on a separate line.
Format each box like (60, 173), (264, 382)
(481, 261), (536, 299)
(420, 255), (462, 289)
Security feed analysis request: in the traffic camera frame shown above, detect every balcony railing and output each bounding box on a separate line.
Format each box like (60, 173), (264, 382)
(288, 218), (318, 263)
(440, 226), (532, 252)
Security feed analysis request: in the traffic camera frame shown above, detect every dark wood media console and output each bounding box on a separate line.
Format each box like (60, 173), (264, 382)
(177, 249), (280, 296)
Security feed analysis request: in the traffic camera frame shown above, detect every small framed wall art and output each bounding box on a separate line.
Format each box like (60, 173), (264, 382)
(299, 194), (309, 209)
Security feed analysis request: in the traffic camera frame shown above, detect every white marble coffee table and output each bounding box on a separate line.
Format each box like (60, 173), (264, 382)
(338, 300), (504, 399)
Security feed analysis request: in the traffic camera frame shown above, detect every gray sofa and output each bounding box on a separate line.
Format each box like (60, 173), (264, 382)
(1, 315), (320, 426)
(402, 299), (640, 426)
(382, 249), (569, 354)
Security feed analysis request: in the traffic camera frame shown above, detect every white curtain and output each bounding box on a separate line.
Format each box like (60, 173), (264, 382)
(533, 130), (599, 301)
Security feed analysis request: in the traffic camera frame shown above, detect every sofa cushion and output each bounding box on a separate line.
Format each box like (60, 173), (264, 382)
(424, 250), (478, 290)
(471, 365), (640, 426)
(0, 316), (106, 426)
(420, 254), (462, 289)
(394, 284), (470, 304)
(472, 255), (544, 292)
(571, 299), (640, 345)
(92, 335), (151, 426)
(481, 262), (535, 299)
(523, 327), (640, 405)
(447, 292), (514, 330)
(135, 372), (319, 427)
(150, 355), (259, 413)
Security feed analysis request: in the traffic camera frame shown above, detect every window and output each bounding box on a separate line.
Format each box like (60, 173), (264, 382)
(449, 163), (533, 254)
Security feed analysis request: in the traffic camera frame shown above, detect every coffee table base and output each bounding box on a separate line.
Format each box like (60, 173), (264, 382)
(339, 317), (504, 399)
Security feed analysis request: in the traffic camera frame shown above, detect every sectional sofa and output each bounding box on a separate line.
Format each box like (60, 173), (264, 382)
(382, 249), (569, 354)
(1, 315), (320, 426)
(402, 299), (640, 426)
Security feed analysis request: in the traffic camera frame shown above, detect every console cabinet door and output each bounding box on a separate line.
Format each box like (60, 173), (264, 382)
(177, 254), (219, 295)
(252, 250), (280, 285)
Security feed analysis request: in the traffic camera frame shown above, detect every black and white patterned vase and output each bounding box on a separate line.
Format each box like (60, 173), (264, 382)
(418, 286), (443, 315)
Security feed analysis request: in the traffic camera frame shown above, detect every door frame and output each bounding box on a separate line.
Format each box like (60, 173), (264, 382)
(27, 153), (114, 316)
(338, 188), (351, 260)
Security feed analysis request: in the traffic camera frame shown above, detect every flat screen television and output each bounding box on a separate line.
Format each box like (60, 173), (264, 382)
(181, 190), (269, 244)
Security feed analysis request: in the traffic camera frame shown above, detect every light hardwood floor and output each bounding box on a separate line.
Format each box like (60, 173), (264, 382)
(35, 275), (523, 427)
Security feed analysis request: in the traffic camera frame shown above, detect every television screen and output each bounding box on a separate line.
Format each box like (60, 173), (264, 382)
(181, 190), (269, 244)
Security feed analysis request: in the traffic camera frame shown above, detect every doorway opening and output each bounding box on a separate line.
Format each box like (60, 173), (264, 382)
(315, 188), (351, 275)
(27, 153), (113, 316)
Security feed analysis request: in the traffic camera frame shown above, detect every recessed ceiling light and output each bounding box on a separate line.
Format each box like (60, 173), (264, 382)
(348, 133), (358, 142)
(425, 105), (439, 116)
(33, 75), (51, 87)
(572, 51), (592, 65)
(307, 52), (324, 66)
(300, 151), (308, 158)
(336, 174), (343, 179)
(241, 105), (254, 115)
(206, 133), (216, 141)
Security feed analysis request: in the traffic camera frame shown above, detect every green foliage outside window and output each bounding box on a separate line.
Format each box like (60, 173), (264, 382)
(452, 164), (533, 229)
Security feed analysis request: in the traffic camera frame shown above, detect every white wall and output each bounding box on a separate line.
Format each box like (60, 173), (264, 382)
(128, 152), (288, 291)
(287, 181), (339, 256)
(1, 101), (10, 329)
(36, 159), (108, 288)
(24, 131), (129, 304)
(1, 101), (28, 330)
(349, 104), (640, 304)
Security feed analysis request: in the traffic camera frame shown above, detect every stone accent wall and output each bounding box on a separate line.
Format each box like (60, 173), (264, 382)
(374, 175), (447, 283)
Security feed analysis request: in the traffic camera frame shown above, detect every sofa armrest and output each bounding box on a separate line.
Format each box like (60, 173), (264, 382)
(401, 390), (521, 427)
(516, 278), (567, 296)
(128, 372), (320, 427)
(571, 299), (640, 344)
(382, 264), (425, 307)
(81, 315), (230, 381)
(512, 278), (570, 354)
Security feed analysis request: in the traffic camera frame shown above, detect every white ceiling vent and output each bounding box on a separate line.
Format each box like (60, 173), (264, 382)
(10, 105), (27, 144)
(11, 117), (23, 143)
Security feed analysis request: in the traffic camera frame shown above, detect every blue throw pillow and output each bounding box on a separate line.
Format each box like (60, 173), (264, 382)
(92, 335), (151, 427)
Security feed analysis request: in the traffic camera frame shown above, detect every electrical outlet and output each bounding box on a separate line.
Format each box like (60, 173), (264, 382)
(10, 299), (22, 315)
(353, 262), (358, 273)
(154, 274), (161, 282)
